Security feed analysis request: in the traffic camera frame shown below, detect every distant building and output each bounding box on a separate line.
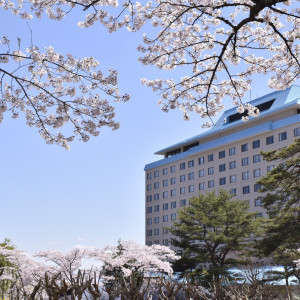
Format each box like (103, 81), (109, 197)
(144, 86), (300, 247)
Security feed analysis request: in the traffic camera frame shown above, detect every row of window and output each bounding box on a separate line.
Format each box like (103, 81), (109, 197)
(147, 157), (267, 191)
(146, 183), (261, 214)
(147, 213), (178, 225)
(146, 151), (263, 182)
(146, 169), (267, 201)
(146, 225), (173, 237)
(147, 128), (300, 180)
(147, 197), (263, 226)
(147, 163), (272, 192)
(147, 167), (268, 199)
(147, 240), (169, 246)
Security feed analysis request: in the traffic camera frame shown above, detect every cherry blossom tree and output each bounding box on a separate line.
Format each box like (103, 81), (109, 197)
(59, 0), (300, 125)
(0, 36), (130, 149)
(0, 241), (178, 299)
(1, 0), (299, 143)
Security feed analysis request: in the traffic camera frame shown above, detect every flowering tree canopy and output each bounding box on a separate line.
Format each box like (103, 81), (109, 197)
(0, 241), (178, 299)
(72, 0), (299, 125)
(1, 0), (299, 146)
(87, 240), (178, 276)
(0, 37), (130, 149)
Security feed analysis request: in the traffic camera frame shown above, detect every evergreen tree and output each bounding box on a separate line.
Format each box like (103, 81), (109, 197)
(257, 138), (300, 255)
(169, 190), (260, 298)
(256, 138), (300, 292)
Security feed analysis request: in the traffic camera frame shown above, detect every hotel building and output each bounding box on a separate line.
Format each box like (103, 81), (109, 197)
(144, 86), (300, 247)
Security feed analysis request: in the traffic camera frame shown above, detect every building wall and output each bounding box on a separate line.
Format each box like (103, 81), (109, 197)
(145, 109), (300, 247)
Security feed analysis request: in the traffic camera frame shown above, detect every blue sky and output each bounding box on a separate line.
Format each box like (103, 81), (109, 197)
(1, 5), (299, 253)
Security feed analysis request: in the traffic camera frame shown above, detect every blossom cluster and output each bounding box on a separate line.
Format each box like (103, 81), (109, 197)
(0, 40), (129, 149)
(0, 240), (178, 296)
(83, 0), (298, 126)
(1, 0), (299, 132)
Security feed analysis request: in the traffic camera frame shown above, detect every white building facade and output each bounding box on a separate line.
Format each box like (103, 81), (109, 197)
(144, 86), (300, 247)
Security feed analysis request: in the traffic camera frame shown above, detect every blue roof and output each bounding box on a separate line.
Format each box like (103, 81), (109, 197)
(154, 85), (300, 155)
(144, 113), (299, 170)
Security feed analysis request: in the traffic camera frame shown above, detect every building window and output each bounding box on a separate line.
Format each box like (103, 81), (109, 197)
(147, 173), (152, 180)
(253, 168), (261, 178)
(253, 154), (261, 163)
(230, 188), (237, 195)
(180, 199), (186, 206)
(147, 195), (152, 202)
(188, 172), (194, 180)
(154, 228), (159, 235)
(147, 207), (152, 214)
(163, 203), (168, 210)
(208, 167), (214, 175)
(255, 212), (263, 218)
(252, 140), (260, 149)
(208, 154), (214, 162)
(219, 177), (226, 185)
(189, 185), (194, 193)
(170, 189), (176, 197)
(229, 147), (236, 156)
(219, 164), (226, 172)
(154, 170), (159, 178)
(230, 175), (237, 183)
(294, 127), (300, 137)
(147, 184), (152, 191)
(180, 162), (186, 170)
(163, 215), (168, 222)
(171, 177), (176, 185)
(208, 180), (214, 188)
(255, 198), (262, 207)
(219, 150), (226, 159)
(188, 160), (194, 168)
(279, 131), (287, 141)
(171, 214), (176, 221)
(163, 168), (168, 175)
(229, 161), (236, 169)
(180, 175), (185, 182)
(241, 143), (248, 152)
(147, 230), (152, 237)
(199, 182), (205, 190)
(198, 157), (205, 165)
(163, 179), (168, 187)
(242, 157), (249, 166)
(154, 205), (160, 212)
(180, 187), (186, 194)
(254, 183), (261, 192)
(242, 171), (249, 180)
(147, 218), (152, 225)
(267, 165), (275, 172)
(266, 135), (274, 145)
(163, 239), (169, 246)
(199, 169), (205, 177)
(163, 228), (168, 234)
(154, 182), (159, 189)
(170, 165), (176, 173)
(146, 241), (152, 246)
(163, 191), (168, 199)
(171, 201), (176, 209)
(243, 186), (250, 194)
(154, 193), (159, 200)
(154, 216), (159, 224)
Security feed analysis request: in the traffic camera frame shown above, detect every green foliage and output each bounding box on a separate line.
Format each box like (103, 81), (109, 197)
(257, 139), (300, 253)
(257, 139), (300, 286)
(169, 190), (260, 287)
(0, 238), (14, 299)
